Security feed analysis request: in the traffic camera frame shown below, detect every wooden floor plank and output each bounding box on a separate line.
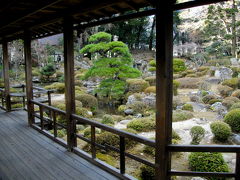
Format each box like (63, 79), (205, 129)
(0, 110), (119, 180)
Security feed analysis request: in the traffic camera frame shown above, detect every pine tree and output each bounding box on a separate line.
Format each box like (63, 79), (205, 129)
(80, 32), (141, 101)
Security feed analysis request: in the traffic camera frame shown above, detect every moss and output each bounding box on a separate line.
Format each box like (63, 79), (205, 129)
(127, 116), (155, 132)
(172, 110), (194, 122)
(173, 58), (187, 73)
(209, 99), (222, 105)
(210, 121), (232, 142)
(126, 79), (150, 93)
(144, 86), (156, 94)
(83, 127), (101, 138)
(222, 78), (240, 89)
(76, 107), (92, 118)
(45, 82), (65, 93)
(139, 165), (155, 180)
(224, 109), (240, 132)
(182, 104), (193, 111)
(57, 129), (67, 138)
(11, 103), (23, 109)
(96, 153), (117, 167)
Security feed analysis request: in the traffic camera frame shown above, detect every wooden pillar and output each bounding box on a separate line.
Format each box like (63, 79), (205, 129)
(155, 1), (174, 179)
(2, 41), (11, 112)
(63, 16), (76, 151)
(24, 30), (34, 125)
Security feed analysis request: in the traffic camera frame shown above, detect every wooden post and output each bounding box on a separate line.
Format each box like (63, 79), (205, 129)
(24, 30), (34, 125)
(2, 41), (11, 112)
(63, 16), (76, 151)
(155, 1), (174, 179)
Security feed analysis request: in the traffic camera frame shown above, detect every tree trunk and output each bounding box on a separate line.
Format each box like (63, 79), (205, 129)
(232, 0), (237, 58)
(149, 16), (156, 51)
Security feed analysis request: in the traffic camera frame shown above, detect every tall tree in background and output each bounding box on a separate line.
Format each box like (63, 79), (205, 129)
(203, 0), (239, 57)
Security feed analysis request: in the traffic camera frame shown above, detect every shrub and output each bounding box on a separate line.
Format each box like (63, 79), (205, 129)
(57, 129), (67, 138)
(148, 67), (156, 72)
(230, 102), (240, 110)
(231, 89), (240, 99)
(224, 109), (240, 132)
(182, 104), (193, 112)
(148, 60), (156, 67)
(127, 101), (148, 114)
(222, 78), (240, 89)
(96, 131), (136, 149)
(32, 68), (41, 76)
(231, 67), (240, 77)
(177, 77), (200, 89)
(101, 114), (115, 125)
(40, 63), (56, 78)
(202, 95), (218, 104)
(11, 103), (23, 109)
(83, 127), (101, 138)
(173, 80), (180, 95)
(172, 110), (194, 122)
(127, 116), (155, 132)
(173, 58), (187, 73)
(118, 105), (127, 114)
(210, 121), (232, 142)
(45, 82), (65, 93)
(172, 129), (181, 141)
(76, 107), (92, 118)
(144, 86), (156, 94)
(126, 79), (150, 93)
(190, 126), (205, 145)
(189, 152), (229, 179)
(222, 96), (240, 109)
(75, 93), (98, 111)
(139, 165), (155, 180)
(197, 66), (210, 72)
(144, 76), (156, 86)
(217, 85), (233, 97)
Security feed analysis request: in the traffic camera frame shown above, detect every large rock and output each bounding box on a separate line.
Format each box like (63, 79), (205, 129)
(142, 94), (156, 108)
(205, 77), (221, 84)
(124, 109), (134, 115)
(230, 58), (239, 66)
(211, 102), (227, 119)
(230, 134), (240, 145)
(214, 67), (233, 81)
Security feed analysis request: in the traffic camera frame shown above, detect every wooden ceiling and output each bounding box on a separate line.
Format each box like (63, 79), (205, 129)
(0, 0), (228, 42)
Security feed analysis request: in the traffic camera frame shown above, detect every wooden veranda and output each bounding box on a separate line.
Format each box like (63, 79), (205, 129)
(0, 0), (239, 180)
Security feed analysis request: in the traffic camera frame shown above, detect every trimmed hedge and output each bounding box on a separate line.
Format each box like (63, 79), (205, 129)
(210, 121), (232, 142)
(190, 126), (205, 145)
(127, 116), (155, 132)
(189, 152), (229, 180)
(224, 109), (240, 132)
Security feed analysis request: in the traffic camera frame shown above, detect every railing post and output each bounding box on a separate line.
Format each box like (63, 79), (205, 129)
(120, 136), (125, 174)
(91, 126), (96, 159)
(155, 1), (174, 179)
(24, 30), (34, 125)
(236, 153), (240, 180)
(2, 41), (11, 112)
(63, 16), (76, 151)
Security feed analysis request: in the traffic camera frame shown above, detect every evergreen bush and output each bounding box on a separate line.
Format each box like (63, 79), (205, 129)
(210, 121), (232, 142)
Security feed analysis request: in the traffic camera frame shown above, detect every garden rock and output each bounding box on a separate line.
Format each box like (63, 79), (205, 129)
(188, 102), (207, 112)
(142, 94), (156, 108)
(124, 109), (134, 115)
(211, 102), (226, 112)
(205, 77), (221, 84)
(230, 134), (240, 145)
(230, 58), (238, 66)
(191, 178), (205, 180)
(119, 120), (131, 125)
(214, 67), (233, 81)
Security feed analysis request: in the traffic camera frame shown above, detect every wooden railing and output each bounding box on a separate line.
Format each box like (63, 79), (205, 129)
(30, 100), (240, 180)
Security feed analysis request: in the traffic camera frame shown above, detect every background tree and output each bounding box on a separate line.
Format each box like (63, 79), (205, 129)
(203, 0), (240, 57)
(80, 32), (141, 102)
